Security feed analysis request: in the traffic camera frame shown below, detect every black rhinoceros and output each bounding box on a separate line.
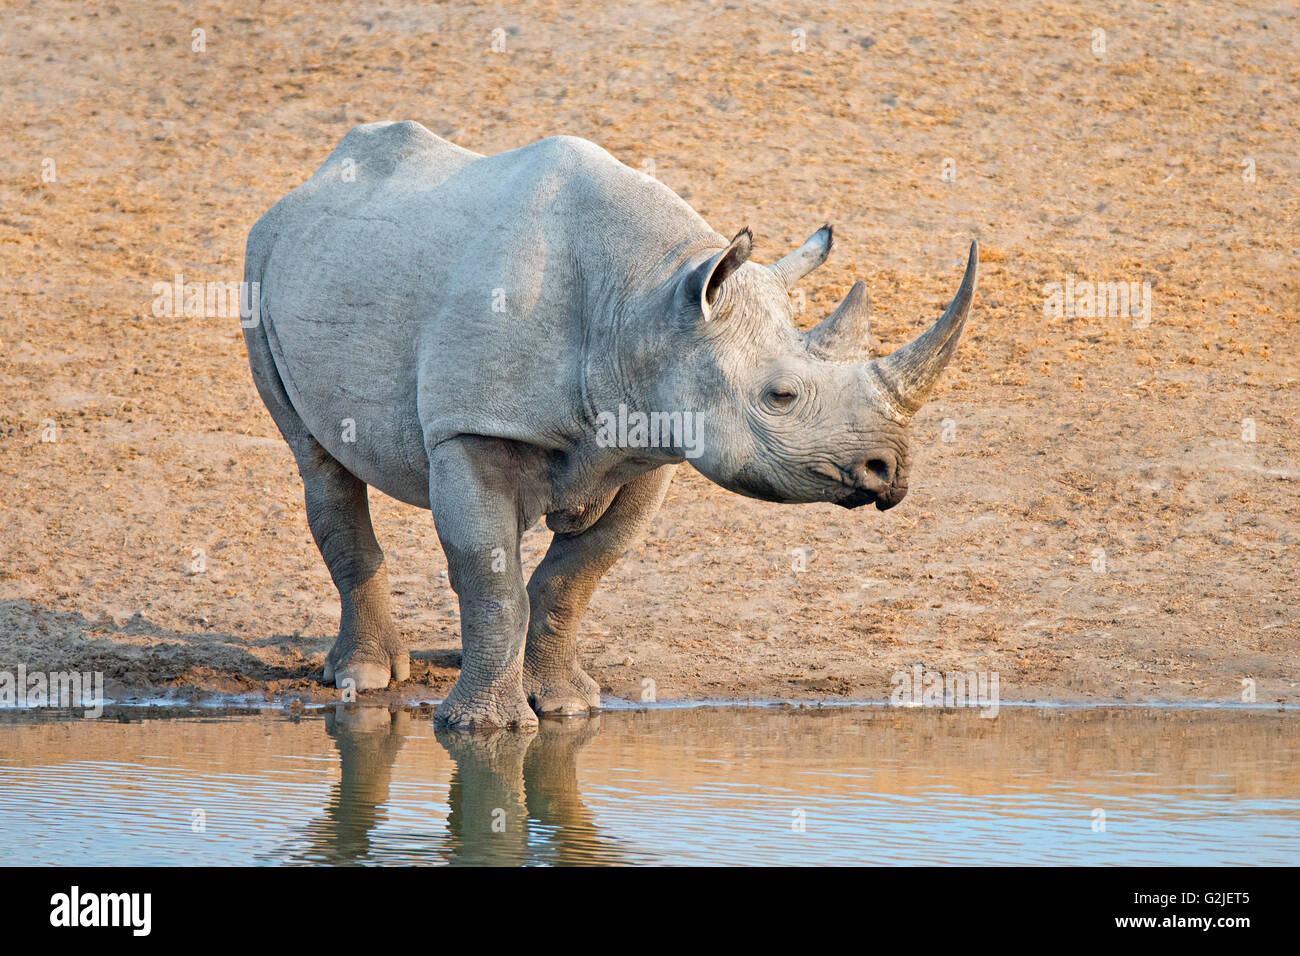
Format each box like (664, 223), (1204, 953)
(243, 120), (977, 729)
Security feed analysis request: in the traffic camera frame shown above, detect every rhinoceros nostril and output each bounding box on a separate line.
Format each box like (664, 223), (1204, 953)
(847, 456), (894, 493)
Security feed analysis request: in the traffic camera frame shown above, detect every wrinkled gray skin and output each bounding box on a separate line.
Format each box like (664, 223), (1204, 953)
(243, 121), (978, 730)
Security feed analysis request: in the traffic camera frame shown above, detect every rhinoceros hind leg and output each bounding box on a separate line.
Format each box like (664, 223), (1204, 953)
(295, 441), (409, 691)
(246, 310), (407, 692)
(524, 465), (676, 716)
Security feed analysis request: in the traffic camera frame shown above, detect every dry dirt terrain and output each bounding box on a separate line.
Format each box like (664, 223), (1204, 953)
(1, 0), (1296, 708)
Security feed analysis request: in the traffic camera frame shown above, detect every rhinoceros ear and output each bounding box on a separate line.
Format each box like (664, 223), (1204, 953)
(690, 228), (752, 321)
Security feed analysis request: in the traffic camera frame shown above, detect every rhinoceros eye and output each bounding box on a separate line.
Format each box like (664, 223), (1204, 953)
(764, 385), (799, 410)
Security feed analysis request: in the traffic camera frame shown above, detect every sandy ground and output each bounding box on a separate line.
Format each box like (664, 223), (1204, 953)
(0, 0), (1296, 708)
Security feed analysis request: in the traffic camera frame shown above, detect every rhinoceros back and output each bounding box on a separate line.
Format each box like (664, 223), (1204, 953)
(245, 120), (714, 505)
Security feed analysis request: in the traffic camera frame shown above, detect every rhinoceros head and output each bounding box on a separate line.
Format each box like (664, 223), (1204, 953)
(661, 226), (978, 511)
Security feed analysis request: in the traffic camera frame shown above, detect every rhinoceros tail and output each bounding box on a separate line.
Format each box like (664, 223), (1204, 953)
(241, 228), (312, 453)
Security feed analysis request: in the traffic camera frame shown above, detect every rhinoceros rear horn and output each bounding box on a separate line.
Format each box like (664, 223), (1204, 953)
(872, 241), (978, 417)
(769, 225), (833, 289)
(807, 279), (871, 359)
(691, 228), (753, 321)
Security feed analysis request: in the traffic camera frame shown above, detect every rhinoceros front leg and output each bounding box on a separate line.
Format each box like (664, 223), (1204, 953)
(525, 465), (676, 715)
(429, 436), (539, 730)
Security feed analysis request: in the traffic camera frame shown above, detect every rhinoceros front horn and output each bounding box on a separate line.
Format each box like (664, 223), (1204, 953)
(872, 241), (979, 418)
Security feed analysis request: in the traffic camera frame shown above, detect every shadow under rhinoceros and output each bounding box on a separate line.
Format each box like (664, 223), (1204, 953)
(0, 600), (318, 688)
(288, 706), (631, 865)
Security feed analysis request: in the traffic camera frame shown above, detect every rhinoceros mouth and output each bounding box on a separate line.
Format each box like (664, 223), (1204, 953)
(809, 465), (902, 511)
(832, 487), (877, 510)
(731, 464), (900, 509)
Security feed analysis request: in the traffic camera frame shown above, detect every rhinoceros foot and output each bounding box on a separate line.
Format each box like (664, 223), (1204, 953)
(524, 665), (601, 717)
(435, 683), (540, 731)
(324, 659), (403, 692)
(322, 621), (410, 691)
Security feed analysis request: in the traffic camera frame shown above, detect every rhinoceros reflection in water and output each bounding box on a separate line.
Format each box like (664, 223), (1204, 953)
(292, 706), (627, 865)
